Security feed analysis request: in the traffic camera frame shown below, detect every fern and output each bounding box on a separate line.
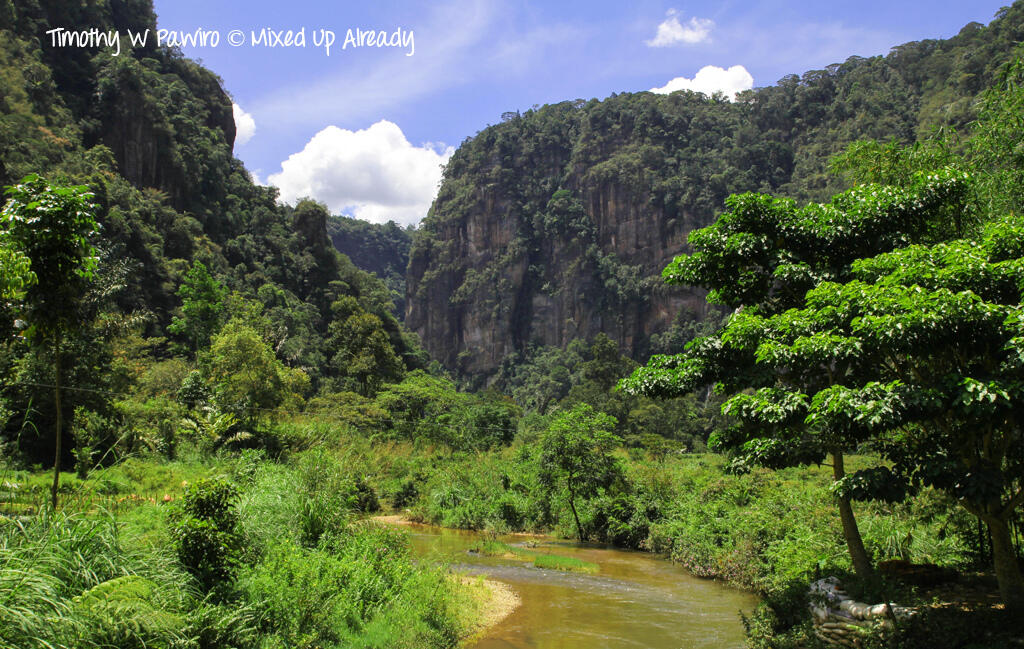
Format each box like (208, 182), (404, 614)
(73, 575), (184, 645)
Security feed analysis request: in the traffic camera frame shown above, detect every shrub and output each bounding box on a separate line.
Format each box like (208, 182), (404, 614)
(71, 407), (110, 479)
(169, 478), (241, 593)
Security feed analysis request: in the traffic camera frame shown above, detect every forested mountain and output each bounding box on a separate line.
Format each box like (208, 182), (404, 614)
(0, 0), (423, 461)
(327, 217), (412, 318)
(407, 2), (1024, 384)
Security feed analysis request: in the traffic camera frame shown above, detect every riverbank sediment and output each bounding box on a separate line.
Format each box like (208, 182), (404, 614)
(459, 576), (521, 644)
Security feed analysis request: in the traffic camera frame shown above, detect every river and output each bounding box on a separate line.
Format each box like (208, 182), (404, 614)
(394, 521), (759, 649)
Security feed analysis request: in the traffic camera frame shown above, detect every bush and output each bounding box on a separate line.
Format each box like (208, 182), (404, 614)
(169, 478), (241, 593)
(71, 407), (110, 478)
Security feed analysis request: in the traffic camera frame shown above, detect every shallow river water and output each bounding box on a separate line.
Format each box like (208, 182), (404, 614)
(396, 522), (759, 649)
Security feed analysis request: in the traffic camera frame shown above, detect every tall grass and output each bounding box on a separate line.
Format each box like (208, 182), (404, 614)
(0, 509), (198, 649)
(1, 447), (479, 649)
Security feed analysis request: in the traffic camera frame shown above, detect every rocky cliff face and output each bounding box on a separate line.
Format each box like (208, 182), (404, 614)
(407, 185), (710, 378)
(406, 97), (727, 380)
(94, 56), (236, 212)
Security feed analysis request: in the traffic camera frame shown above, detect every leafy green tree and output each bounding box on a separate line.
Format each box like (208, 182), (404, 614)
(503, 342), (586, 414)
(168, 261), (226, 352)
(450, 392), (521, 450)
(1, 174), (99, 507)
(747, 214), (1024, 608)
(650, 212), (1024, 608)
(373, 370), (463, 445)
(538, 404), (622, 541)
(326, 297), (404, 396)
(581, 333), (637, 392)
(203, 320), (309, 428)
(622, 168), (972, 579)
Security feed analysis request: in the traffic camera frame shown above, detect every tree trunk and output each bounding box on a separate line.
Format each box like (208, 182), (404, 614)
(987, 515), (1024, 611)
(567, 486), (584, 542)
(832, 451), (874, 578)
(50, 335), (62, 510)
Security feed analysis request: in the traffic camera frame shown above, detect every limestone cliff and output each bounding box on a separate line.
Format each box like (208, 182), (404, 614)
(407, 96), (736, 379)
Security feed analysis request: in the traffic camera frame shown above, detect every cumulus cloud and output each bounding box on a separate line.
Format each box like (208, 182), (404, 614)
(268, 120), (453, 225)
(232, 103), (256, 146)
(650, 64), (754, 100)
(646, 9), (713, 47)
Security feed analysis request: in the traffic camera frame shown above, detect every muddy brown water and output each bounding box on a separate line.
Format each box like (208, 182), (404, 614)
(394, 522), (759, 649)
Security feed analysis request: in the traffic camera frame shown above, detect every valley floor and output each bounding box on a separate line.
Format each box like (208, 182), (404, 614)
(3, 423), (1023, 648)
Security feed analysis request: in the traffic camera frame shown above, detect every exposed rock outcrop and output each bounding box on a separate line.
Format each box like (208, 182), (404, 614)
(809, 577), (914, 648)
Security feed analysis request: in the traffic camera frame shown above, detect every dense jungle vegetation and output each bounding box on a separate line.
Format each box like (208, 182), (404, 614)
(3, 0), (1024, 648)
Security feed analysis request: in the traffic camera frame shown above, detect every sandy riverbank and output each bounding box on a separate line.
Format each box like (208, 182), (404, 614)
(371, 514), (521, 643)
(459, 576), (521, 644)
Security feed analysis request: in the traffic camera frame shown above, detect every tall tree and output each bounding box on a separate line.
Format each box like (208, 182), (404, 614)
(789, 215), (1024, 608)
(203, 320), (309, 428)
(326, 297), (404, 396)
(666, 213), (1024, 608)
(1, 174), (99, 507)
(168, 261), (226, 352)
(621, 168), (972, 578)
(538, 404), (622, 542)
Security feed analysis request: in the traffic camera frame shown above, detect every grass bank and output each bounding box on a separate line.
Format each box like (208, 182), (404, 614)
(472, 539), (600, 574)
(0, 449), (489, 649)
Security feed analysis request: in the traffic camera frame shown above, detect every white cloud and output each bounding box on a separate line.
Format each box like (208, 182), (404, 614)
(650, 64), (754, 100)
(646, 9), (713, 47)
(232, 103), (256, 146)
(268, 120), (453, 226)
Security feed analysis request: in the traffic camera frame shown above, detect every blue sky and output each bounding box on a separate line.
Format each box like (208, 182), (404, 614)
(151, 0), (1009, 224)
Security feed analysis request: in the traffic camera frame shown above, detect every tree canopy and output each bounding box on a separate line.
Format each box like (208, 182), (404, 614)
(167, 261), (226, 352)
(621, 169), (1024, 606)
